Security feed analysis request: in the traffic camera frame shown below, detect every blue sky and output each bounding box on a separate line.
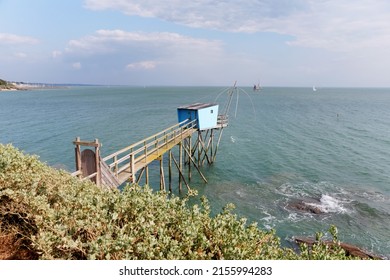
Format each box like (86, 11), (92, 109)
(1, 0), (390, 87)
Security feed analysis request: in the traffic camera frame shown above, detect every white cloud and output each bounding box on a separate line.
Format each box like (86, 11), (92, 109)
(14, 52), (27, 58)
(64, 29), (224, 68)
(126, 60), (158, 70)
(66, 29), (222, 54)
(60, 29), (251, 85)
(83, 0), (390, 51)
(0, 33), (39, 45)
(72, 62), (82, 69)
(51, 50), (62, 58)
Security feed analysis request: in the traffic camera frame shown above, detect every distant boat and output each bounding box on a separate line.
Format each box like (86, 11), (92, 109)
(312, 86), (317, 92)
(253, 82), (261, 91)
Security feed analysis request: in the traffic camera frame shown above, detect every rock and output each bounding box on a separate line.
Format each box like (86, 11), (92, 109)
(294, 236), (383, 259)
(288, 200), (324, 214)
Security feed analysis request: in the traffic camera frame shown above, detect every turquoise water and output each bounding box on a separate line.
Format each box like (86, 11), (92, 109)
(1, 86), (389, 258)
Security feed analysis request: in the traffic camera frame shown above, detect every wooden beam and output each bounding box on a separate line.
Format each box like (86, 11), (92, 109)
(73, 139), (101, 147)
(213, 128), (224, 162)
(171, 153), (191, 191)
(188, 136), (192, 181)
(179, 142), (183, 192)
(168, 151), (172, 192)
(182, 145), (207, 183)
(136, 167), (145, 184)
(94, 139), (101, 187)
(159, 155), (165, 191)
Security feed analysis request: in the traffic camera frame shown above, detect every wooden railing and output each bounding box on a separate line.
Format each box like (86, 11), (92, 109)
(217, 114), (228, 128)
(102, 119), (197, 184)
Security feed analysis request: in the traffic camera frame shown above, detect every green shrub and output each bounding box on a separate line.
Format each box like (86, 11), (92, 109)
(0, 144), (357, 260)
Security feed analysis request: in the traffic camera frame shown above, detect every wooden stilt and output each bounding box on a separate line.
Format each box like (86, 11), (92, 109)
(159, 155), (165, 191)
(182, 145), (207, 183)
(169, 150), (172, 192)
(145, 165), (149, 186)
(210, 129), (214, 163)
(74, 137), (81, 178)
(171, 153), (191, 191)
(198, 131), (212, 165)
(213, 128), (224, 162)
(179, 142), (183, 192)
(136, 167), (145, 184)
(130, 149), (135, 183)
(198, 132), (201, 166)
(94, 139), (101, 187)
(188, 136), (192, 181)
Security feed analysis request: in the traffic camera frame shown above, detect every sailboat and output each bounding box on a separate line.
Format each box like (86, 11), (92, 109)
(312, 86), (317, 92)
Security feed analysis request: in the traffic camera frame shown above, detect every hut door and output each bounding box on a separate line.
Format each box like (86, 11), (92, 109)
(81, 149), (97, 183)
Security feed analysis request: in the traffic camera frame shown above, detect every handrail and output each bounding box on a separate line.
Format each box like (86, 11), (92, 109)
(101, 119), (197, 180)
(102, 119), (195, 162)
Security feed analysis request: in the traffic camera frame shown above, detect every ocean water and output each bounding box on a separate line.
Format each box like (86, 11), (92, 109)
(1, 86), (389, 258)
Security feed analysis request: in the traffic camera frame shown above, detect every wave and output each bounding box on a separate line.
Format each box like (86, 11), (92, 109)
(305, 194), (349, 214)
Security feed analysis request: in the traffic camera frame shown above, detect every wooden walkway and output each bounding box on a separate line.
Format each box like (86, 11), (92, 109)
(71, 113), (229, 192)
(72, 119), (199, 189)
(102, 119), (197, 186)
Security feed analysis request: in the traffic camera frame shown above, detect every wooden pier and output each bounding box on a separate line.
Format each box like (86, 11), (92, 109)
(72, 114), (228, 191)
(71, 86), (235, 192)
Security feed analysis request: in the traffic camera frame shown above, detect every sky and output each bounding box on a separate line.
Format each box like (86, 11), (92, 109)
(1, 0), (390, 87)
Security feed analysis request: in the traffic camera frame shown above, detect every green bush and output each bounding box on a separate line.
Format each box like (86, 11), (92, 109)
(0, 144), (357, 259)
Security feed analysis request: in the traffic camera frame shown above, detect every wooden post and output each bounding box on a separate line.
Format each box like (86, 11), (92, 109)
(136, 167), (145, 184)
(114, 155), (118, 177)
(169, 150), (172, 192)
(94, 139), (101, 187)
(74, 137), (81, 177)
(182, 145), (207, 183)
(159, 155), (165, 191)
(144, 140), (149, 185)
(145, 165), (149, 186)
(179, 142), (183, 192)
(96, 140), (100, 183)
(188, 136), (192, 181)
(210, 129), (214, 163)
(172, 153), (191, 191)
(130, 148), (135, 183)
(213, 128), (224, 162)
(197, 132), (201, 166)
(144, 140), (147, 164)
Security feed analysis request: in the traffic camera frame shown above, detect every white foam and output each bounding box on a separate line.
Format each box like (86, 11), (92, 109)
(259, 210), (277, 228)
(287, 212), (303, 222)
(308, 194), (348, 214)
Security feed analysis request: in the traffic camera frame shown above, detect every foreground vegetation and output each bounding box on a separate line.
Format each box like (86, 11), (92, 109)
(0, 144), (360, 260)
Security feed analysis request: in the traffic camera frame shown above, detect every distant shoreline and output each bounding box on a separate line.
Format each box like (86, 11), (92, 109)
(0, 83), (67, 91)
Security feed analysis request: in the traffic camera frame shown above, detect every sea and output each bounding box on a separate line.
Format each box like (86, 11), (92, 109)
(1, 86), (389, 259)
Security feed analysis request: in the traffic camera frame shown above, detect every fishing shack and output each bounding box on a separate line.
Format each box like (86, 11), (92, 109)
(177, 103), (219, 131)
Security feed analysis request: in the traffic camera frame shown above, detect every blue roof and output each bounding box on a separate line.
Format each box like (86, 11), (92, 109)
(177, 102), (217, 110)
